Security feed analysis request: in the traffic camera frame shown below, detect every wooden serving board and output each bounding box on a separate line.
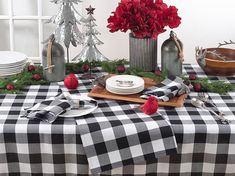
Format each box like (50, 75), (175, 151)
(88, 76), (187, 107)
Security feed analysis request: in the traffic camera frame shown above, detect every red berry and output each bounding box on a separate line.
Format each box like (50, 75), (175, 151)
(194, 83), (202, 92)
(6, 84), (14, 91)
(189, 73), (197, 80)
(32, 74), (41, 81)
(82, 64), (90, 72)
(116, 65), (125, 73)
(154, 69), (161, 76)
(64, 74), (79, 89)
(28, 65), (36, 72)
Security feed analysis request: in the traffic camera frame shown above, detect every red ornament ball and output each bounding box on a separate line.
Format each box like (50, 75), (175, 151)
(189, 73), (197, 80)
(64, 74), (79, 89)
(154, 69), (161, 76)
(82, 64), (90, 72)
(6, 84), (14, 91)
(32, 74), (42, 81)
(194, 83), (202, 92)
(28, 65), (36, 72)
(116, 65), (125, 73)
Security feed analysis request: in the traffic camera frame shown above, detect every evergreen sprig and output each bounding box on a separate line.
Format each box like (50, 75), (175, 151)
(101, 61), (166, 82)
(193, 78), (234, 94)
(0, 64), (48, 94)
(182, 77), (235, 94)
(66, 59), (128, 74)
(66, 62), (84, 74)
(100, 59), (128, 73)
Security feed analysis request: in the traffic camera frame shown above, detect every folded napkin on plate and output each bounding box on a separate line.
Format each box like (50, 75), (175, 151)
(141, 76), (189, 102)
(21, 94), (72, 123)
(22, 93), (97, 123)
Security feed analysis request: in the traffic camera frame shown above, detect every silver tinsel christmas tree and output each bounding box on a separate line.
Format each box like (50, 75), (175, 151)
(72, 5), (109, 62)
(47, 0), (85, 63)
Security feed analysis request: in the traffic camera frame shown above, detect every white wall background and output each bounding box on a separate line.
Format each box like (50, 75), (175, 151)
(0, 0), (235, 63)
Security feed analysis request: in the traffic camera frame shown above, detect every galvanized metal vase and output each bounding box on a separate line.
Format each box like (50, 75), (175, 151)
(129, 33), (157, 71)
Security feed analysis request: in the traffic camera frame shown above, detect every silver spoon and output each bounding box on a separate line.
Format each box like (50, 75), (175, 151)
(198, 92), (224, 116)
(191, 98), (230, 124)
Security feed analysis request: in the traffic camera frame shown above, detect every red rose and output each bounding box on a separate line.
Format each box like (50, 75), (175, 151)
(163, 6), (181, 28)
(107, 0), (181, 39)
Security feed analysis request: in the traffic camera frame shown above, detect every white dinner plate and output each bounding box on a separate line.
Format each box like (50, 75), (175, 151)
(58, 95), (98, 118)
(0, 70), (23, 77)
(0, 62), (26, 69)
(0, 66), (24, 72)
(106, 75), (145, 95)
(0, 51), (27, 66)
(106, 86), (144, 95)
(0, 67), (25, 75)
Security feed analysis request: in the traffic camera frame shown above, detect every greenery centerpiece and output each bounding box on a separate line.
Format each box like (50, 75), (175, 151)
(0, 60), (234, 94)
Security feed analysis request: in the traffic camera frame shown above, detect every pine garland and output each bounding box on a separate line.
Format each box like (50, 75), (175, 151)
(101, 60), (167, 82)
(0, 60), (234, 94)
(100, 61), (234, 94)
(181, 74), (235, 94)
(65, 59), (128, 74)
(189, 78), (235, 94)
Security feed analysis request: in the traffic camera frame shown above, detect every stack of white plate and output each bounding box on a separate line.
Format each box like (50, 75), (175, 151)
(106, 75), (145, 95)
(0, 51), (27, 77)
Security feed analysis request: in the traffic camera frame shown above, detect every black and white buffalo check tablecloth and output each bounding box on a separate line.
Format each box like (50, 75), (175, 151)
(0, 64), (235, 175)
(76, 108), (177, 174)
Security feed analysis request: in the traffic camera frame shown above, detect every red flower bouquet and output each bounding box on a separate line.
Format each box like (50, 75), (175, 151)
(107, 0), (181, 39)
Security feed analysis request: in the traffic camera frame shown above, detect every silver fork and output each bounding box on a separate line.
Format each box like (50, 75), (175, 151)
(191, 98), (230, 124)
(198, 92), (224, 116)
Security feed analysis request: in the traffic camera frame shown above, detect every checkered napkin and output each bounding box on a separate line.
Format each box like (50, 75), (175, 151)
(22, 93), (98, 123)
(76, 112), (178, 174)
(141, 76), (188, 101)
(21, 94), (72, 123)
